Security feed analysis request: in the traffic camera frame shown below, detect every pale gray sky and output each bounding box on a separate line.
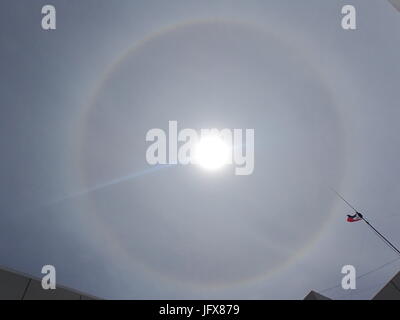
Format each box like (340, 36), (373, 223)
(0, 0), (399, 299)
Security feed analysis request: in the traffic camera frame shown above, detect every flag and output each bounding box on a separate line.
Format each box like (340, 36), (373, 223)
(347, 212), (363, 222)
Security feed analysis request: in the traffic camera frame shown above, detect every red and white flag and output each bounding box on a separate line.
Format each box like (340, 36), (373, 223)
(347, 212), (363, 222)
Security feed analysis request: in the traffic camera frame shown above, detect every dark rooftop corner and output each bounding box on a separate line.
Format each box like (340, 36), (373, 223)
(0, 266), (98, 300)
(304, 271), (400, 300)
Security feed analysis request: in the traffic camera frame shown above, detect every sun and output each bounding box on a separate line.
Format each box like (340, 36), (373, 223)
(193, 135), (230, 171)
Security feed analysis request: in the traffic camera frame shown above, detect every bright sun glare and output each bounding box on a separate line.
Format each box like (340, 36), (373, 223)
(194, 135), (230, 171)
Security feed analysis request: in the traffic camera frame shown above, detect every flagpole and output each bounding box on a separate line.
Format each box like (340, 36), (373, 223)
(331, 188), (400, 257)
(330, 188), (358, 212)
(361, 216), (400, 257)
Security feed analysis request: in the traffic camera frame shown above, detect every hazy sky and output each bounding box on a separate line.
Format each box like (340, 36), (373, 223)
(0, 0), (399, 299)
